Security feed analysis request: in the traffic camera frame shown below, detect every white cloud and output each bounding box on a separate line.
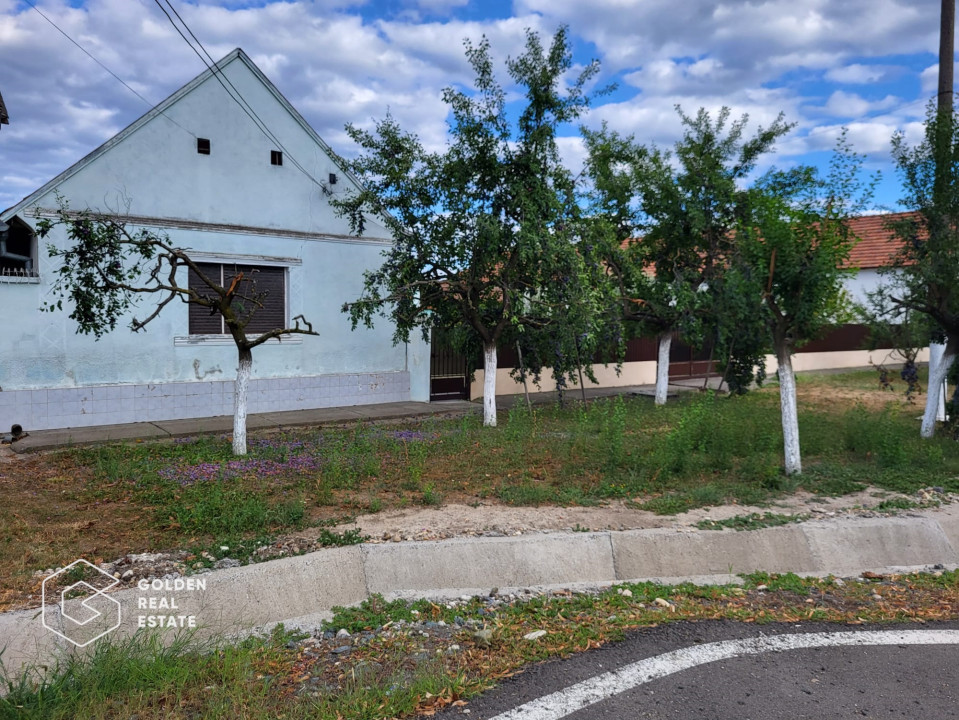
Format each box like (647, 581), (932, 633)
(825, 63), (894, 84)
(799, 120), (924, 155)
(0, 0), (945, 211)
(624, 57), (737, 95)
(821, 90), (899, 118)
(515, 0), (935, 75)
(586, 87), (802, 156)
(919, 61), (959, 95)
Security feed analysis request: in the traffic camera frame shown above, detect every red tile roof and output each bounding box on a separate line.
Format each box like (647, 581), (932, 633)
(845, 211), (917, 269)
(624, 211), (916, 271)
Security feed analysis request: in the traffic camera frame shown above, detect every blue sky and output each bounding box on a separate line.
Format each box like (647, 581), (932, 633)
(0, 0), (951, 212)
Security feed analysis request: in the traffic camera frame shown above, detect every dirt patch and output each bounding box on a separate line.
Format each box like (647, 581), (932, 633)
(795, 377), (919, 413)
(319, 487), (909, 542)
(0, 445), (170, 612)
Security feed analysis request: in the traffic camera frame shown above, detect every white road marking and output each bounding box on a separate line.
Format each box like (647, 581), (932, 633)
(487, 629), (959, 720)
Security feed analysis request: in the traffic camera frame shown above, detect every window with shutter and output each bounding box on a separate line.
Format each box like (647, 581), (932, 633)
(188, 263), (224, 334)
(188, 262), (287, 335)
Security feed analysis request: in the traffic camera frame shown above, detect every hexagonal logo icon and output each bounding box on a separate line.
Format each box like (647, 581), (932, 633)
(42, 559), (122, 648)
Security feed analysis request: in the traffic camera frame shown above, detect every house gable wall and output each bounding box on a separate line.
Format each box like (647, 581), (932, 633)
(23, 53), (387, 238)
(0, 51), (426, 432)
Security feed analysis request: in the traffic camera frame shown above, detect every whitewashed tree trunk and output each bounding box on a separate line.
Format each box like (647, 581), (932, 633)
(483, 341), (498, 427)
(233, 347), (252, 455)
(922, 340), (957, 438)
(655, 332), (672, 406)
(776, 344), (801, 475)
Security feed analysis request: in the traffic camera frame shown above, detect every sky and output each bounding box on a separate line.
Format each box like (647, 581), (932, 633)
(0, 0), (951, 213)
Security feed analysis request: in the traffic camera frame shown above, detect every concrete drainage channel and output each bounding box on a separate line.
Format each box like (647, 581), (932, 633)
(2, 506), (959, 677)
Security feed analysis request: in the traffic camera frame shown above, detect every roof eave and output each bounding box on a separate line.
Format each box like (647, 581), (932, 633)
(0, 49), (246, 222)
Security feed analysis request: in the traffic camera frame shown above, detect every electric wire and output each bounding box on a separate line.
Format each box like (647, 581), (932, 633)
(23, 0), (197, 139)
(151, 0), (332, 194)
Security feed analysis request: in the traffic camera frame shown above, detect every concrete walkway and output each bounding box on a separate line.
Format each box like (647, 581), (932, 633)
(2, 504), (958, 677)
(8, 379), (725, 453)
(8, 399), (476, 453)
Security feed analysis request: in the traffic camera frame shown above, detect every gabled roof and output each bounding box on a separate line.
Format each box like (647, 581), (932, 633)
(845, 211), (916, 269)
(1, 49), (357, 221)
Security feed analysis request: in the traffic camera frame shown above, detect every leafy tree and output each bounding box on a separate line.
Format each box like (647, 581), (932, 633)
(883, 104), (959, 437)
(731, 135), (876, 474)
(711, 267), (771, 395)
(582, 108), (792, 404)
(36, 198), (317, 455)
(334, 27), (603, 426)
(506, 216), (624, 405)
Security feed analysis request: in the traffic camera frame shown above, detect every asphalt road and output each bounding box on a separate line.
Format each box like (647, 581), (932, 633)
(437, 621), (959, 720)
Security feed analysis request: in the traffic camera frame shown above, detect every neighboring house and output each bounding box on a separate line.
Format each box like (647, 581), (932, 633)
(0, 49), (429, 432)
(842, 212), (914, 305)
(469, 212), (922, 399)
(0, 88), (8, 128)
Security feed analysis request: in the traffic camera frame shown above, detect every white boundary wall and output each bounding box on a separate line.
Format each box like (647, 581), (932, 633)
(470, 349), (931, 400)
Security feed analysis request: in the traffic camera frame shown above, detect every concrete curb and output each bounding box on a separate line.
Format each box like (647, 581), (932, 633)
(2, 505), (958, 677)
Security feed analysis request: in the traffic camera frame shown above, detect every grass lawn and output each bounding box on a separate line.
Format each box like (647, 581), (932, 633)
(4, 570), (958, 719)
(2, 367), (958, 611)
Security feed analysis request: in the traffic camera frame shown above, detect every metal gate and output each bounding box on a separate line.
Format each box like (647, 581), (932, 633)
(668, 337), (720, 379)
(430, 332), (469, 401)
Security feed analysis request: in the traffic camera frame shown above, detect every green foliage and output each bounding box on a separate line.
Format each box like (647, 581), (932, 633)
(876, 497), (921, 511)
(638, 485), (726, 515)
(504, 405), (536, 443)
(316, 527), (369, 547)
(420, 484), (443, 506)
(651, 392), (782, 482)
(885, 104), (959, 343)
(656, 393), (714, 474)
(0, 628), (297, 720)
(334, 27), (609, 420)
(582, 108), (792, 391)
(325, 594), (420, 633)
(740, 572), (812, 594)
(35, 198), (156, 336)
(497, 482), (594, 506)
(167, 482), (306, 537)
(729, 132), (877, 474)
(712, 266), (770, 394)
(840, 403), (948, 471)
(601, 396), (627, 468)
(857, 288), (930, 365)
(55, 376), (959, 533)
(880, 104), (959, 435)
(736, 133), (876, 357)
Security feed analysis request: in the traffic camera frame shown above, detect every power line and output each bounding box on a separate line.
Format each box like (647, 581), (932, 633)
(23, 0), (196, 139)
(152, 0), (332, 195)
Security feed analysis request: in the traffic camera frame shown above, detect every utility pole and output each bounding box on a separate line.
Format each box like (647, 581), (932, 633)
(930, 0), (955, 426)
(940, 0), (955, 114)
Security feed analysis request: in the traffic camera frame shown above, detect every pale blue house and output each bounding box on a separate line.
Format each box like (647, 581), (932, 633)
(0, 49), (429, 432)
